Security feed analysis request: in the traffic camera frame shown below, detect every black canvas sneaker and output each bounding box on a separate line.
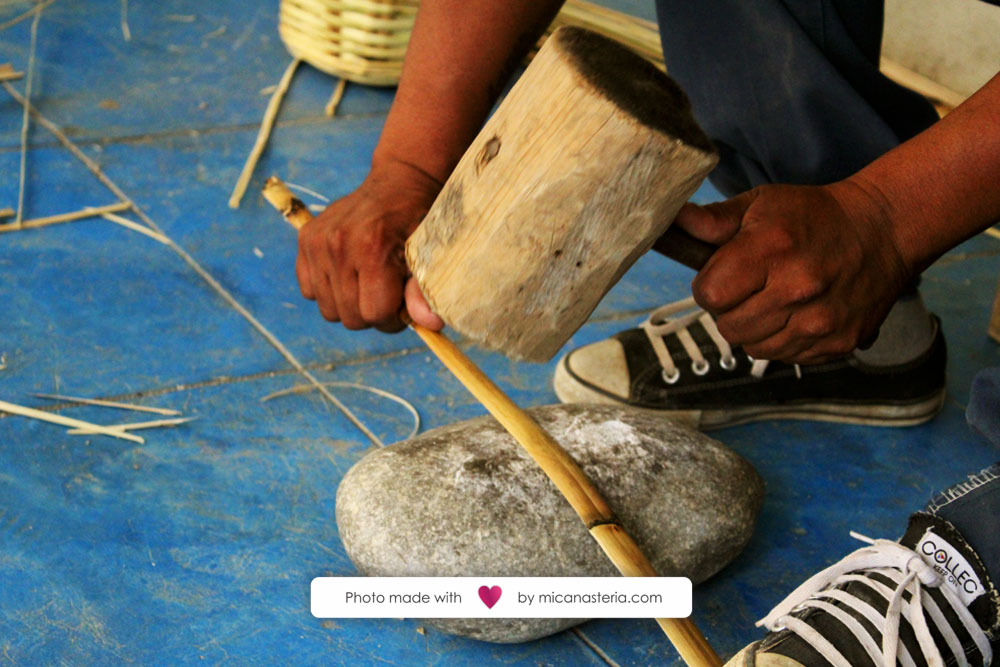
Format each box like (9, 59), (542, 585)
(553, 297), (947, 429)
(726, 512), (999, 666)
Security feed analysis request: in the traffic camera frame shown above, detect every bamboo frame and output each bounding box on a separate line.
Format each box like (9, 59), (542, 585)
(0, 399), (144, 444)
(261, 176), (720, 667)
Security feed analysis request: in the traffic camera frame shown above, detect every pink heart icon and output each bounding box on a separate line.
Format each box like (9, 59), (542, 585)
(478, 585), (502, 609)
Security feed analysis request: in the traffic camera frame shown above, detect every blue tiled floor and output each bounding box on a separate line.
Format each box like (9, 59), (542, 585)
(1, 1), (998, 664)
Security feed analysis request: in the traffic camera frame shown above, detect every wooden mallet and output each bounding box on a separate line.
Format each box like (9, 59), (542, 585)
(264, 26), (721, 666)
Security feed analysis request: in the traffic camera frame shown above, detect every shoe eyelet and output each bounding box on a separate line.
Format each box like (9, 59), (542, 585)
(720, 355), (737, 371)
(691, 359), (710, 376)
(661, 368), (681, 385)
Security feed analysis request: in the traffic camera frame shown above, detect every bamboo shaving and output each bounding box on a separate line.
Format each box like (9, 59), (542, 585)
(120, 0), (130, 41)
(0, 63), (23, 81)
(0, 0), (56, 33)
(33, 392), (181, 416)
(0, 202), (131, 233)
(228, 58), (300, 209)
(86, 208), (171, 244)
(0, 84), (387, 448)
(67, 417), (196, 435)
(14, 3), (42, 228)
(261, 381), (420, 441)
(0, 398), (144, 443)
(324, 77), (346, 117)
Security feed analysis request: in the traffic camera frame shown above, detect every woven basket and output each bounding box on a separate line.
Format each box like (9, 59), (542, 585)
(278, 0), (419, 86)
(277, 0), (662, 87)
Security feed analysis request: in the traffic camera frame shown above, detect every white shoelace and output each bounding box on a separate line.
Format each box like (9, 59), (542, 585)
(640, 297), (799, 384)
(758, 533), (993, 667)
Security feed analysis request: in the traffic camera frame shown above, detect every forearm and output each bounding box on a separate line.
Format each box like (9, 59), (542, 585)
(846, 72), (1000, 275)
(372, 0), (565, 185)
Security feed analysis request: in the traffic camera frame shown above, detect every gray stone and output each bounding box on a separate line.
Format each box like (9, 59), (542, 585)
(335, 403), (763, 643)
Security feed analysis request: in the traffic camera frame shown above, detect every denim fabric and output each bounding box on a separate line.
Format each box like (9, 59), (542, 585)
(968, 368), (1000, 448)
(653, 0), (940, 196)
(920, 371), (1000, 586)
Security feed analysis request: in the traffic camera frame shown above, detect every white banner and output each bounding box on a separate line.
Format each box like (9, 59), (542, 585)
(312, 577), (691, 618)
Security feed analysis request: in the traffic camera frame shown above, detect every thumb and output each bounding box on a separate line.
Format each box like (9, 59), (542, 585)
(404, 277), (445, 331)
(674, 189), (758, 245)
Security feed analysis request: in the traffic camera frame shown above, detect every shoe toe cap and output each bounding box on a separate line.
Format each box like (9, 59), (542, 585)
(564, 338), (630, 400)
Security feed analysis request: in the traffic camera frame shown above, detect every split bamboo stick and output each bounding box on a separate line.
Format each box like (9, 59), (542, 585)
(0, 202), (131, 234)
(0, 399), (144, 444)
(0, 208), (13, 218)
(228, 58), (301, 209)
(261, 176), (720, 667)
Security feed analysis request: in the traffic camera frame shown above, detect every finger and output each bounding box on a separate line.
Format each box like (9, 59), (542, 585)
(357, 264), (406, 331)
(673, 189), (758, 245)
(296, 250), (314, 300)
(332, 265), (365, 330)
(742, 328), (815, 364)
(714, 294), (792, 347)
(405, 278), (445, 331)
(691, 233), (768, 314)
(304, 244), (340, 322)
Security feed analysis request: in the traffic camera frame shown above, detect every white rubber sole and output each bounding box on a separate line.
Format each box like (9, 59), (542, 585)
(553, 355), (947, 431)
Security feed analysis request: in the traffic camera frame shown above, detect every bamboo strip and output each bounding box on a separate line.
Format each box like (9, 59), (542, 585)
(0, 399), (144, 443)
(67, 417), (195, 435)
(14, 4), (43, 228)
(32, 392), (181, 416)
(0, 0), (56, 33)
(324, 78), (347, 116)
(0, 63), (23, 81)
(261, 177), (720, 667)
(0, 208), (13, 218)
(228, 58), (301, 209)
(0, 202), (131, 234)
(86, 208), (171, 244)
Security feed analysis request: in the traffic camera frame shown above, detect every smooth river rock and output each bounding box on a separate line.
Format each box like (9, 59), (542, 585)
(336, 403), (763, 643)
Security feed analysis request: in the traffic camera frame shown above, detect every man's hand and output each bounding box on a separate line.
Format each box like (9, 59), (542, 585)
(674, 182), (912, 365)
(296, 162), (445, 332)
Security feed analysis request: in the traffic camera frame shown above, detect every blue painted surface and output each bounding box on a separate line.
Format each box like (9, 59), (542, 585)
(1, 0), (998, 664)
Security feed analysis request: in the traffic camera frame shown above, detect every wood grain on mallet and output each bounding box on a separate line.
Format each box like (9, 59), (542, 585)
(405, 26), (717, 362)
(262, 175), (720, 667)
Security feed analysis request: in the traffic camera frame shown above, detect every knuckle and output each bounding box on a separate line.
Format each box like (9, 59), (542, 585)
(693, 279), (726, 312)
(326, 228), (347, 255)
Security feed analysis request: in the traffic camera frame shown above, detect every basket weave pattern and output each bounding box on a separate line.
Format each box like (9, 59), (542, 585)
(278, 0), (662, 87)
(279, 0), (419, 86)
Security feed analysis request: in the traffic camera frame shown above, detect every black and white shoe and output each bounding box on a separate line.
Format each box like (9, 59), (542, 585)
(553, 297), (947, 429)
(726, 512), (999, 666)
